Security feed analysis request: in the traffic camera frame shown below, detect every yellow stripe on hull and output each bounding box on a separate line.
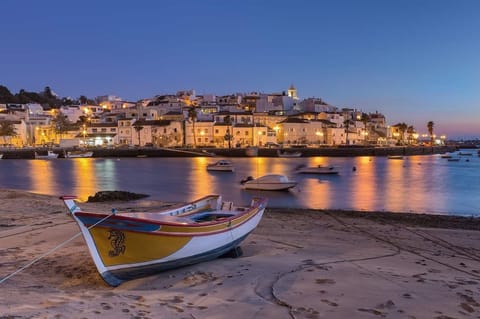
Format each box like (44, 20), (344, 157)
(87, 207), (261, 267)
(89, 228), (192, 266)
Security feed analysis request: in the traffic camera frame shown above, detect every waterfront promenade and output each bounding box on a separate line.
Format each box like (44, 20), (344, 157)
(0, 145), (457, 159)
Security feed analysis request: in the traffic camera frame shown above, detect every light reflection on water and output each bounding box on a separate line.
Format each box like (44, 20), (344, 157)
(0, 153), (479, 216)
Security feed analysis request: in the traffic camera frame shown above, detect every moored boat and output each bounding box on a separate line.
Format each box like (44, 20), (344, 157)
(277, 150), (302, 158)
(387, 155), (404, 160)
(35, 150), (59, 159)
(241, 174), (297, 191)
(207, 160), (235, 172)
(60, 195), (267, 286)
(66, 150), (94, 158)
(295, 164), (339, 175)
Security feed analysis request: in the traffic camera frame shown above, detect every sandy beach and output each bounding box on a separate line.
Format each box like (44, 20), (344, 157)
(1, 189), (480, 318)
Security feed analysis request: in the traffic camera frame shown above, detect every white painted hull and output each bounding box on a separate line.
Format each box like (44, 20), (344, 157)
(67, 151), (94, 158)
(244, 181), (297, 191)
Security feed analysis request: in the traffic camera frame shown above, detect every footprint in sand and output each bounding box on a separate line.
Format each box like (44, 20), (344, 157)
(315, 278), (335, 285)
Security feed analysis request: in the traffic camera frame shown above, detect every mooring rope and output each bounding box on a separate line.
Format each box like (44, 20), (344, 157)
(0, 212), (114, 285)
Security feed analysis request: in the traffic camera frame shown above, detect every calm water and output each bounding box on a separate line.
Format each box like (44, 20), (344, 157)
(0, 152), (479, 216)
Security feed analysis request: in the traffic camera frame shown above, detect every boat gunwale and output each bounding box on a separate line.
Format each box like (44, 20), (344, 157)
(73, 198), (267, 235)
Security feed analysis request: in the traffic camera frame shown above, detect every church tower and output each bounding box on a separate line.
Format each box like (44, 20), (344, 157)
(287, 84), (298, 100)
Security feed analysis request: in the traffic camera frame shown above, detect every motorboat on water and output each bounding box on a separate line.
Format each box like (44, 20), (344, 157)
(35, 150), (59, 159)
(241, 174), (297, 191)
(295, 164), (339, 175)
(207, 160), (235, 172)
(65, 150), (94, 158)
(440, 154), (453, 159)
(387, 155), (404, 160)
(60, 195), (267, 286)
(277, 150), (302, 158)
(0, 153), (3, 159)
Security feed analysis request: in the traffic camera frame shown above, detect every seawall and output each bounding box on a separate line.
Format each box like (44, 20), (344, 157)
(0, 145), (456, 159)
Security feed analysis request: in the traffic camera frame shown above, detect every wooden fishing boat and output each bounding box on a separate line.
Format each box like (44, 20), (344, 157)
(60, 195), (267, 286)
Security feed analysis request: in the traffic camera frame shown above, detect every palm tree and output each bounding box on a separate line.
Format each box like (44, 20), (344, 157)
(407, 125), (415, 144)
(188, 107), (198, 148)
(427, 121), (434, 145)
(133, 120), (144, 146)
(398, 122), (408, 144)
(224, 115), (233, 148)
(343, 119), (353, 145)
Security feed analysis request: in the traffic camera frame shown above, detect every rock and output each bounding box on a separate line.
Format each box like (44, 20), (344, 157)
(87, 191), (149, 202)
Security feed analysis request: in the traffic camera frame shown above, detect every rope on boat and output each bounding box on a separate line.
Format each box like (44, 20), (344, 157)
(0, 213), (114, 285)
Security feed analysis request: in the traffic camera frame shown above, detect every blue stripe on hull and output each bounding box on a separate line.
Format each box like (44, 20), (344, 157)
(100, 233), (250, 286)
(78, 215), (160, 232)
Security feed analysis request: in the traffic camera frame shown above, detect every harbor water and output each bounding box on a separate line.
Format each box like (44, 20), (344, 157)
(0, 152), (479, 216)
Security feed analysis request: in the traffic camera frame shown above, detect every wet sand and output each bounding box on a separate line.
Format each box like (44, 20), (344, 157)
(1, 189), (480, 318)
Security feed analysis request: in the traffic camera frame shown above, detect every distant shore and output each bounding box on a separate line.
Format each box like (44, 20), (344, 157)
(0, 145), (457, 159)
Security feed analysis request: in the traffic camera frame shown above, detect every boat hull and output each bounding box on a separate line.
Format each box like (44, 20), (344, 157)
(67, 151), (94, 158)
(244, 182), (297, 191)
(296, 167), (339, 174)
(63, 196), (266, 286)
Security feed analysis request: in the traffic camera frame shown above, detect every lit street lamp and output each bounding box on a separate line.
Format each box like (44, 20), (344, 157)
(82, 124), (87, 147)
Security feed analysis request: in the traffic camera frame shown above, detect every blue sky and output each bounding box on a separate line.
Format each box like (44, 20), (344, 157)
(2, 0), (479, 139)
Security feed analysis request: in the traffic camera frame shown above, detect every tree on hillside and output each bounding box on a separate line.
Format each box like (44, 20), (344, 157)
(52, 112), (72, 140)
(0, 85), (15, 103)
(0, 121), (17, 145)
(79, 95), (88, 105)
(427, 121), (434, 145)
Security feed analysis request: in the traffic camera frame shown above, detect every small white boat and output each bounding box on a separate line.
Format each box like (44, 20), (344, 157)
(295, 165), (339, 175)
(207, 160), (235, 172)
(458, 152), (472, 156)
(0, 154), (3, 159)
(35, 150), (59, 159)
(66, 151), (94, 158)
(277, 150), (302, 158)
(440, 154), (453, 159)
(387, 155), (403, 160)
(241, 174), (297, 191)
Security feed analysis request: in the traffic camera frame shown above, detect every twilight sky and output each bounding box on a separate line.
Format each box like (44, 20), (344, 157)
(2, 0), (479, 139)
